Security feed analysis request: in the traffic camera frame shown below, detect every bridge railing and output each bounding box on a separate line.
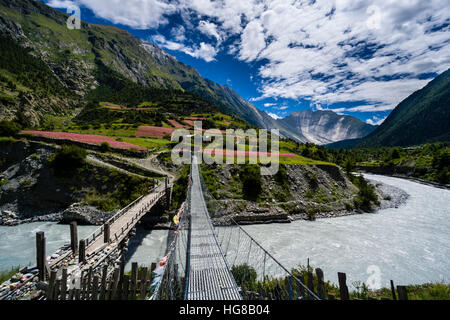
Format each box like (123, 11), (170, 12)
(153, 174), (192, 300)
(83, 183), (164, 247)
(197, 165), (320, 300)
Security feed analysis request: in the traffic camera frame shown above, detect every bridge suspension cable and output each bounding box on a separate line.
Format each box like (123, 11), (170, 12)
(156, 156), (320, 300)
(197, 163), (321, 300)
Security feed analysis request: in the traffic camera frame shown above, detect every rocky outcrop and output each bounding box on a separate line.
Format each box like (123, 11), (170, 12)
(60, 203), (114, 225)
(0, 139), (154, 225)
(204, 164), (361, 225)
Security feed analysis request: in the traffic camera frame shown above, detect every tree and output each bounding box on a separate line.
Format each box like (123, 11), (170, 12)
(14, 110), (30, 129)
(353, 175), (380, 210)
(0, 121), (20, 136)
(51, 145), (87, 175)
(100, 142), (110, 152)
(241, 164), (262, 200)
(343, 158), (354, 175)
(390, 148), (401, 160)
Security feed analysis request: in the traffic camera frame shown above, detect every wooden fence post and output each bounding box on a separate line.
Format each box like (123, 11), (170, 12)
(110, 268), (120, 300)
(91, 276), (99, 300)
(315, 268), (325, 300)
(140, 267), (148, 300)
(307, 272), (315, 300)
(100, 265), (108, 300)
(104, 222), (111, 244)
(70, 222), (78, 254)
(338, 272), (350, 300)
(86, 267), (93, 299)
(296, 275), (306, 300)
(61, 268), (68, 300)
(131, 262), (138, 300)
(47, 270), (57, 300)
(54, 279), (60, 300)
(397, 286), (408, 301)
(284, 276), (293, 300)
(122, 275), (130, 300)
(79, 239), (86, 263)
(390, 280), (397, 300)
(36, 232), (46, 281)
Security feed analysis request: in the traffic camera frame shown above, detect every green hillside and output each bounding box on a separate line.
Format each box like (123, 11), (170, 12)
(358, 69), (450, 147)
(0, 0), (266, 127)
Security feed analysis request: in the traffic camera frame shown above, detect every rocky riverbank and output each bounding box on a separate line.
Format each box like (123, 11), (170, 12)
(358, 166), (450, 190)
(0, 204), (116, 227)
(0, 139), (155, 227)
(211, 177), (410, 226)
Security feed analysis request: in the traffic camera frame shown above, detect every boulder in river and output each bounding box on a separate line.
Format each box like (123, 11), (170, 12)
(60, 203), (110, 225)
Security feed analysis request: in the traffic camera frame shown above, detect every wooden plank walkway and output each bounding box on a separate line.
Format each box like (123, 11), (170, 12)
(186, 158), (241, 300)
(86, 185), (166, 255)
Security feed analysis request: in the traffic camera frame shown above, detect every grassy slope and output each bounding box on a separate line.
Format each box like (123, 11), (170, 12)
(358, 69), (450, 147)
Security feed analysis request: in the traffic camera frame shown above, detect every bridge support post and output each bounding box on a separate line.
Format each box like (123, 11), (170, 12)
(315, 268), (326, 299)
(79, 239), (86, 263)
(164, 178), (171, 209)
(338, 272), (350, 300)
(397, 286), (408, 300)
(36, 232), (46, 281)
(70, 222), (78, 255)
(104, 223), (111, 244)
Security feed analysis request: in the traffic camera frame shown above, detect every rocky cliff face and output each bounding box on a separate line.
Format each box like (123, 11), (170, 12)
(204, 163), (360, 225)
(0, 139), (152, 225)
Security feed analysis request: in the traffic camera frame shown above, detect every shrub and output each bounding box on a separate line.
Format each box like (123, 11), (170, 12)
(14, 110), (30, 129)
(232, 264), (258, 291)
(353, 175), (380, 210)
(344, 201), (354, 211)
(241, 164), (262, 200)
(343, 158), (354, 175)
(100, 142), (110, 152)
(51, 145), (87, 174)
(436, 169), (449, 184)
(0, 121), (20, 137)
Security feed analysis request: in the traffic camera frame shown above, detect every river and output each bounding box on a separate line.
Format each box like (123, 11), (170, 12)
(241, 174), (450, 289)
(1, 174), (449, 289)
(0, 222), (98, 272)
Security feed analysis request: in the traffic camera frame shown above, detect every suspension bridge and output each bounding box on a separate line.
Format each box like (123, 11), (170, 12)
(152, 154), (318, 301)
(2, 154), (320, 300)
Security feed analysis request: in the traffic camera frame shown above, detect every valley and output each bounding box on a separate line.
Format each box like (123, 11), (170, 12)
(0, 0), (448, 302)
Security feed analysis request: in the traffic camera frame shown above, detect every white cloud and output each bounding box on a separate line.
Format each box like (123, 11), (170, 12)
(47, 0), (450, 113)
(171, 25), (186, 42)
(367, 116), (387, 126)
(239, 20), (266, 61)
(48, 0), (177, 29)
(198, 21), (222, 43)
(152, 35), (218, 62)
(247, 0), (450, 110)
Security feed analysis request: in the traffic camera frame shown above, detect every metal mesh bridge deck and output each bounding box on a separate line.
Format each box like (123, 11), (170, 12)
(185, 158), (241, 300)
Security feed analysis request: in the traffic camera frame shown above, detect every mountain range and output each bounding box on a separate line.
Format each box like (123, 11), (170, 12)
(328, 68), (450, 148)
(0, 0), (447, 147)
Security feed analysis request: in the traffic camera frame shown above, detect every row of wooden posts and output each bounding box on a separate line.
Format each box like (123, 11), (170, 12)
(277, 268), (409, 300)
(36, 190), (162, 281)
(35, 222), (99, 282)
(46, 262), (159, 300)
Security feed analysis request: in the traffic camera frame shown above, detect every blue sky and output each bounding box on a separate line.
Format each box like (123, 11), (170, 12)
(45, 0), (450, 125)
